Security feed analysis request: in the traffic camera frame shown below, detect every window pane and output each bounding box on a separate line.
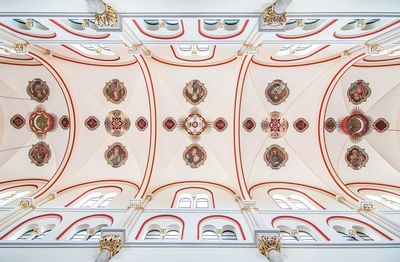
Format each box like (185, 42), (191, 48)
(221, 230), (237, 240)
(17, 230), (34, 240)
(88, 230), (102, 241)
(357, 232), (374, 241)
(178, 198), (192, 208)
(202, 230), (218, 241)
(145, 230), (161, 240)
(196, 198), (209, 208)
(280, 231), (297, 242)
(70, 230), (87, 241)
(164, 230), (180, 240)
(291, 199), (309, 210)
(338, 231), (357, 241)
(32, 229), (51, 241)
(298, 231), (315, 242)
(275, 199), (291, 209)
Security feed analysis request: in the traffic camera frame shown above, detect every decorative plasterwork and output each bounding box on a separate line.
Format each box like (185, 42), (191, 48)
(261, 111), (288, 139)
(103, 79), (127, 104)
(163, 117), (177, 131)
(183, 143), (207, 168)
(324, 117), (336, 133)
(243, 117), (256, 132)
(29, 142), (51, 166)
(213, 117), (228, 132)
(347, 80), (371, 105)
(345, 146), (368, 170)
(85, 116), (100, 130)
(373, 118), (389, 133)
(263, 4), (287, 28)
(265, 79), (289, 105)
(27, 78), (50, 103)
(10, 114), (25, 129)
(104, 110), (131, 137)
(293, 118), (308, 132)
(264, 144), (288, 170)
(28, 107), (57, 139)
(257, 234), (281, 257)
(95, 4), (118, 27)
(183, 80), (207, 105)
(105, 142), (128, 168)
(338, 108), (371, 143)
(99, 235), (122, 259)
(135, 117), (148, 131)
(178, 108), (211, 141)
(59, 115), (70, 130)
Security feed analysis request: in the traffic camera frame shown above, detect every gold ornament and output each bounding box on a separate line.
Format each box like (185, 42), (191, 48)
(337, 196), (345, 203)
(343, 50), (352, 56)
(258, 235), (281, 257)
(19, 200), (31, 209)
(99, 235), (122, 259)
(95, 4), (118, 27)
(263, 4), (288, 27)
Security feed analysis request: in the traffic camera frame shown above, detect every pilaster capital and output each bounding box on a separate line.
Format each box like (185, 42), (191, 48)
(19, 197), (35, 209)
(255, 229), (281, 257)
(99, 228), (125, 259)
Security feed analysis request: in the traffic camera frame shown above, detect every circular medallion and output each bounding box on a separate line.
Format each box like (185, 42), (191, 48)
(265, 79), (289, 105)
(339, 109), (371, 142)
(28, 108), (57, 139)
(261, 112), (288, 139)
(103, 79), (127, 104)
(104, 110), (131, 137)
(27, 78), (50, 103)
(182, 113), (208, 136)
(29, 142), (51, 166)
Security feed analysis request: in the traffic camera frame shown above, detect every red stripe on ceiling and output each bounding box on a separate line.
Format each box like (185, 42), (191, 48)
(272, 215), (330, 241)
(317, 53), (366, 202)
(326, 216), (393, 240)
(170, 45), (217, 62)
(252, 55), (341, 67)
(270, 45), (330, 62)
(346, 182), (400, 189)
(0, 179), (49, 185)
(49, 19), (110, 39)
(197, 215), (246, 240)
(357, 188), (400, 197)
(61, 45), (120, 62)
(57, 180), (139, 194)
(276, 19), (337, 39)
(198, 19), (249, 40)
(132, 19), (185, 40)
(170, 187), (216, 208)
(64, 185), (123, 207)
(151, 55), (238, 67)
(363, 56), (400, 63)
(333, 20), (400, 39)
(52, 54), (137, 67)
(56, 214), (113, 240)
(249, 182), (336, 197)
(0, 55), (33, 61)
(0, 22), (56, 39)
(352, 62), (400, 68)
(135, 215), (185, 240)
(0, 61), (41, 66)
(0, 184), (39, 193)
(28, 52), (77, 199)
(151, 181), (237, 196)
(267, 187), (327, 210)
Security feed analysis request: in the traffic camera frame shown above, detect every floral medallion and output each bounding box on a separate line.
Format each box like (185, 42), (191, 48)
(183, 79), (207, 105)
(85, 116), (100, 130)
(163, 117), (177, 132)
(373, 118), (389, 133)
(59, 115), (70, 130)
(265, 79), (290, 105)
(347, 80), (371, 105)
(135, 117), (148, 131)
(293, 118), (308, 133)
(27, 78), (50, 103)
(261, 111), (288, 139)
(264, 144), (288, 170)
(179, 109), (211, 140)
(324, 117), (336, 133)
(243, 118), (256, 132)
(338, 108), (371, 143)
(213, 117), (228, 132)
(105, 142), (128, 168)
(10, 114), (25, 129)
(28, 107), (57, 139)
(104, 110), (131, 137)
(29, 142), (51, 166)
(345, 146), (368, 170)
(183, 143), (207, 168)
(103, 79), (127, 104)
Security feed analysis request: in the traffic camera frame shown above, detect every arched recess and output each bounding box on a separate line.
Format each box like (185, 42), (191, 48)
(135, 214), (185, 240)
(170, 187), (216, 208)
(326, 216), (393, 240)
(56, 214), (113, 240)
(272, 216), (330, 241)
(267, 188), (326, 210)
(197, 215), (246, 240)
(0, 213), (63, 240)
(64, 186), (122, 207)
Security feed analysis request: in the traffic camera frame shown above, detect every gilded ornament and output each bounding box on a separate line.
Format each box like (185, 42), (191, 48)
(95, 4), (118, 27)
(99, 235), (122, 259)
(19, 200), (32, 209)
(257, 235), (281, 257)
(263, 4), (287, 27)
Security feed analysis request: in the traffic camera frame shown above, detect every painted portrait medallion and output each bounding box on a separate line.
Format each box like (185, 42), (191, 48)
(324, 118), (336, 133)
(59, 115), (70, 130)
(347, 80), (371, 105)
(183, 79), (207, 105)
(85, 116), (100, 130)
(243, 118), (256, 132)
(373, 118), (389, 133)
(264, 144), (288, 170)
(338, 108), (371, 143)
(28, 108), (57, 139)
(103, 79), (127, 104)
(105, 143), (128, 168)
(10, 114), (25, 129)
(29, 142), (51, 166)
(104, 110), (131, 137)
(345, 146), (368, 170)
(265, 79), (289, 105)
(213, 117), (228, 132)
(261, 111), (288, 139)
(163, 117), (177, 132)
(183, 143), (207, 168)
(293, 118), (308, 133)
(27, 78), (50, 103)
(135, 117), (148, 131)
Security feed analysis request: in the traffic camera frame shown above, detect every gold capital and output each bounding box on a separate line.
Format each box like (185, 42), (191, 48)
(257, 235), (281, 257)
(263, 4), (288, 27)
(99, 235), (122, 259)
(95, 4), (118, 27)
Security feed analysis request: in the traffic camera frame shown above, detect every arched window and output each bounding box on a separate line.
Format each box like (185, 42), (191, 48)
(98, 193), (117, 208)
(81, 195), (101, 208)
(290, 198), (310, 210)
(88, 230), (102, 241)
(366, 194), (400, 210)
(195, 198), (209, 208)
(280, 231), (298, 241)
(273, 195), (291, 209)
(356, 231), (374, 241)
(221, 230), (237, 240)
(164, 230), (180, 240)
(336, 231), (357, 241)
(70, 229), (87, 241)
(298, 231), (315, 242)
(32, 229), (52, 240)
(145, 229), (161, 240)
(17, 229), (34, 240)
(178, 197), (192, 209)
(0, 191), (31, 207)
(202, 230), (218, 241)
